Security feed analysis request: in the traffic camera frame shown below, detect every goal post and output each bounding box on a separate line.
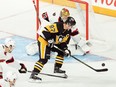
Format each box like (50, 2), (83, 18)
(34, 0), (39, 40)
(69, 0), (89, 40)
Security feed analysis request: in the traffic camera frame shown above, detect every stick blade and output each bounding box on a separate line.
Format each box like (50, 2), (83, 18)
(95, 68), (108, 72)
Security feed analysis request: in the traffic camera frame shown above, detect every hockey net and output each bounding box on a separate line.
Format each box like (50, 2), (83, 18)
(36, 0), (111, 53)
(68, 0), (111, 53)
(36, 0), (90, 41)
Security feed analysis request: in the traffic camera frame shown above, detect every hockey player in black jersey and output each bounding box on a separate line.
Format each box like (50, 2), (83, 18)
(29, 17), (76, 81)
(26, 8), (91, 56)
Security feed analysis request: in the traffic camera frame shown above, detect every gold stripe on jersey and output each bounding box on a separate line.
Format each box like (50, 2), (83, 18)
(45, 24), (58, 33)
(34, 65), (41, 71)
(55, 60), (63, 64)
(34, 61), (44, 71)
(55, 56), (64, 64)
(56, 56), (64, 60)
(38, 36), (48, 59)
(36, 61), (44, 67)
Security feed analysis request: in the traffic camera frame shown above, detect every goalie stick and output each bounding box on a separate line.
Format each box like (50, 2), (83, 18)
(54, 46), (108, 72)
(70, 44), (87, 56)
(70, 40), (92, 56)
(28, 71), (68, 79)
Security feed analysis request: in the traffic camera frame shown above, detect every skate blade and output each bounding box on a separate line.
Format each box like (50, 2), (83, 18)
(53, 73), (68, 78)
(28, 79), (42, 83)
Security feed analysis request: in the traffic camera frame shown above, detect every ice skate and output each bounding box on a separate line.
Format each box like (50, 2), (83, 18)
(29, 72), (42, 83)
(54, 67), (66, 73)
(53, 67), (68, 78)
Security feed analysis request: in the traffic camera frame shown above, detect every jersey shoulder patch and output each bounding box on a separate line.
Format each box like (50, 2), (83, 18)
(45, 24), (58, 33)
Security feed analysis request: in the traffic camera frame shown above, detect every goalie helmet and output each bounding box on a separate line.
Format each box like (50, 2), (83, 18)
(65, 17), (76, 26)
(5, 38), (15, 47)
(60, 8), (70, 17)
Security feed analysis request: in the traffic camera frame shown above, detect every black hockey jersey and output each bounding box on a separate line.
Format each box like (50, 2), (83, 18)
(42, 22), (71, 45)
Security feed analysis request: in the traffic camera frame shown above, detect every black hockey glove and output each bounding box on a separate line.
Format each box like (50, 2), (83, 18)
(64, 49), (71, 57)
(48, 39), (54, 48)
(19, 63), (27, 73)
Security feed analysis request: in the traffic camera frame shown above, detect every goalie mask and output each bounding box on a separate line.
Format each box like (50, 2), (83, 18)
(60, 8), (70, 17)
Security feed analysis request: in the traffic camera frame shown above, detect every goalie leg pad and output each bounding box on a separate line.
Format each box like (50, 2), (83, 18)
(25, 41), (38, 56)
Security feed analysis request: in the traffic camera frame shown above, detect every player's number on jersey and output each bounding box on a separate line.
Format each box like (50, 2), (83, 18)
(49, 25), (55, 32)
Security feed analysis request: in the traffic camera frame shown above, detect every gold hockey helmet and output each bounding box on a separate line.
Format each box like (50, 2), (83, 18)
(60, 8), (70, 17)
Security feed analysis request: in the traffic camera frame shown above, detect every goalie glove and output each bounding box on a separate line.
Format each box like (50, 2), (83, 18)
(18, 63), (27, 73)
(42, 12), (50, 22)
(64, 49), (71, 57)
(70, 28), (79, 36)
(0, 73), (3, 79)
(48, 39), (54, 48)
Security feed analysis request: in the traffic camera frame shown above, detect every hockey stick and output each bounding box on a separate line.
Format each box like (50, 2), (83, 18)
(70, 55), (108, 72)
(70, 41), (92, 56)
(70, 44), (87, 55)
(54, 46), (108, 72)
(28, 71), (68, 79)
